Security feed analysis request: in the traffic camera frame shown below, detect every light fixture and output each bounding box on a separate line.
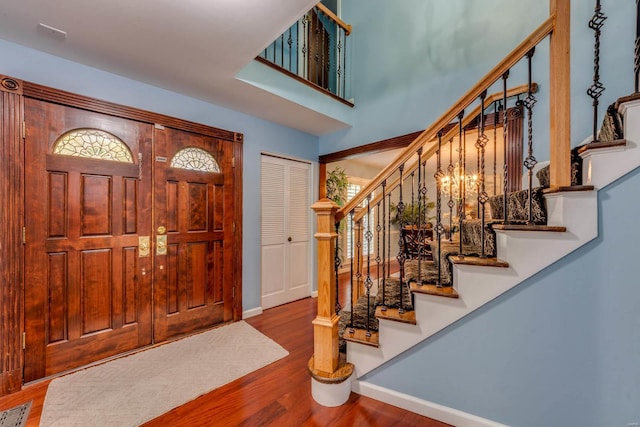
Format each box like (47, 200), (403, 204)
(440, 164), (478, 197)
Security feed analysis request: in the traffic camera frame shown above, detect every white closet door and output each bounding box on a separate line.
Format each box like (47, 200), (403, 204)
(261, 155), (311, 309)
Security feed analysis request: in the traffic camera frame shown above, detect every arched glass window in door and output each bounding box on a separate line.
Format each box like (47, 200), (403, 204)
(170, 147), (220, 173)
(52, 128), (134, 163)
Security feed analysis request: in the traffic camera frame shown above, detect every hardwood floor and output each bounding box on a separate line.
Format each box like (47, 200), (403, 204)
(0, 296), (449, 426)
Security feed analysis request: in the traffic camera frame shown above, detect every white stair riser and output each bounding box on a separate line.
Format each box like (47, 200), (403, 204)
(581, 99), (640, 189)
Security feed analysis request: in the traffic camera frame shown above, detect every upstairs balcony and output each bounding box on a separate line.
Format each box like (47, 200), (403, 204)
(256, 2), (353, 106)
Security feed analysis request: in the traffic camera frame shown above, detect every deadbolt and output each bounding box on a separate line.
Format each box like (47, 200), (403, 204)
(288, 236), (292, 242)
(157, 225), (167, 235)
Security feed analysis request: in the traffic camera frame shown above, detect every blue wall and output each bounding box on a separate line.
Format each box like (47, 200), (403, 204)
(0, 38), (320, 312)
(320, 0), (635, 158)
(363, 167), (640, 426)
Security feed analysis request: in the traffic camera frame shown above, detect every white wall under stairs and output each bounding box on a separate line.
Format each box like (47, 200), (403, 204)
(347, 98), (640, 425)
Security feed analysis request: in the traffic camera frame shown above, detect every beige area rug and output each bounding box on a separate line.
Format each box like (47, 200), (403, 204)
(40, 321), (288, 426)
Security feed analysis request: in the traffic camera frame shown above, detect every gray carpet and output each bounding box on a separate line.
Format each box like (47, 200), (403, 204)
(40, 321), (288, 426)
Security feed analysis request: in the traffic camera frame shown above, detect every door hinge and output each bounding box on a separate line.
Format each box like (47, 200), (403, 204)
(22, 227), (26, 244)
(232, 156), (235, 168)
(22, 332), (26, 350)
(22, 121), (26, 139)
(232, 286), (235, 301)
(233, 222), (236, 233)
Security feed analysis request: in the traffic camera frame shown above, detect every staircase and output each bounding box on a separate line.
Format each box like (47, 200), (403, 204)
(309, 1), (639, 423)
(344, 96), (638, 378)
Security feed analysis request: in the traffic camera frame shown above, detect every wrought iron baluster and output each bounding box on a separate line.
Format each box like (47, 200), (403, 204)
(349, 210), (355, 333)
(523, 49), (538, 224)
(288, 27), (293, 72)
(381, 181), (387, 312)
(493, 100), (498, 195)
(385, 192), (392, 310)
(280, 33), (284, 67)
(375, 201), (381, 304)
(337, 29), (343, 98)
(476, 91), (489, 258)
(411, 171), (416, 227)
(416, 148), (424, 286)
(502, 71), (510, 224)
(588, 0), (607, 142)
(447, 138), (454, 242)
(322, 14), (326, 89)
(397, 164), (406, 313)
(302, 15), (309, 80)
(457, 110), (465, 258)
(295, 21), (299, 75)
(435, 133), (444, 287)
(342, 29), (347, 99)
(364, 195), (373, 337)
(334, 221), (342, 314)
(315, 11), (320, 85)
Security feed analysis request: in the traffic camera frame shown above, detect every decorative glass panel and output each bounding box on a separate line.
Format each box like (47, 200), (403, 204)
(170, 147), (220, 173)
(53, 129), (133, 163)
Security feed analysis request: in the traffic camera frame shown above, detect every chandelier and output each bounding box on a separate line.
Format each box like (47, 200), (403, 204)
(439, 164), (478, 197)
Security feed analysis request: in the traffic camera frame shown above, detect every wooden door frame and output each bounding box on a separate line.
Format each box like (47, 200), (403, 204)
(0, 74), (243, 396)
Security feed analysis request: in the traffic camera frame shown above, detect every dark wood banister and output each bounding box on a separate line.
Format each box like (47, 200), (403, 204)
(336, 16), (555, 222)
(352, 83), (536, 223)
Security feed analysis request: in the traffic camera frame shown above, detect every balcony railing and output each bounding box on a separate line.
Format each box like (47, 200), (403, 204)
(256, 3), (353, 105)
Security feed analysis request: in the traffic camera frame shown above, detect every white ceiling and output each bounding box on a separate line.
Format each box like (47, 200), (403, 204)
(0, 0), (347, 135)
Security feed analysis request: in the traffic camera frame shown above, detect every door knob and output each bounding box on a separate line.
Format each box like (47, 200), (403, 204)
(288, 236), (292, 242)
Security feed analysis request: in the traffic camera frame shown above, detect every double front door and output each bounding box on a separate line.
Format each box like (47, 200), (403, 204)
(23, 99), (236, 381)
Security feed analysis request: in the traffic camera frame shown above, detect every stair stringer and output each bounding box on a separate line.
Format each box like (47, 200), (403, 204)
(347, 98), (640, 379)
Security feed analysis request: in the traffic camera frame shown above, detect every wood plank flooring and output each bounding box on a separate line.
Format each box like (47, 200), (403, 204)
(0, 296), (450, 426)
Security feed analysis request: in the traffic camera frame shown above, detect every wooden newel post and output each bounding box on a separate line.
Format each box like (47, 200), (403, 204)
(549, 0), (572, 188)
(311, 198), (340, 374)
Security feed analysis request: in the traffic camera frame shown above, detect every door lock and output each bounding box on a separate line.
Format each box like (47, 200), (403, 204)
(157, 225), (167, 235)
(156, 235), (167, 255)
(139, 236), (150, 257)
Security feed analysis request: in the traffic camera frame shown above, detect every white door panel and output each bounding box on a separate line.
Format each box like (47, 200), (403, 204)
(261, 155), (311, 309)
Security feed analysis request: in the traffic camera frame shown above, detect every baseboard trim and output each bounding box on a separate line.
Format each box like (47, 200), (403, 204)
(242, 307), (263, 319)
(352, 381), (508, 427)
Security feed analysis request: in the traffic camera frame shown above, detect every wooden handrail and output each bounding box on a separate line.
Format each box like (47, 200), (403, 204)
(315, 3), (352, 35)
(352, 84), (535, 222)
(337, 15), (555, 222)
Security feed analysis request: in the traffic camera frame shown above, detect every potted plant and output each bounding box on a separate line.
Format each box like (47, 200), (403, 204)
(325, 166), (348, 206)
(390, 201), (435, 229)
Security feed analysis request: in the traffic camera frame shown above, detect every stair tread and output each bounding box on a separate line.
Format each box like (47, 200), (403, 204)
(492, 224), (567, 232)
(542, 185), (595, 194)
(450, 255), (509, 268)
(410, 282), (459, 299)
(577, 139), (626, 154)
(375, 306), (417, 325)
(342, 328), (379, 347)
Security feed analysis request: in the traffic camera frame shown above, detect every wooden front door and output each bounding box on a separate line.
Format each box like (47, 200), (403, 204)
(23, 99), (236, 382)
(23, 100), (154, 381)
(152, 127), (235, 342)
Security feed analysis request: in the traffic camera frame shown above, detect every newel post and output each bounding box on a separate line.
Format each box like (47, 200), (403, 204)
(311, 198), (340, 373)
(549, 0), (572, 187)
(309, 198), (354, 407)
